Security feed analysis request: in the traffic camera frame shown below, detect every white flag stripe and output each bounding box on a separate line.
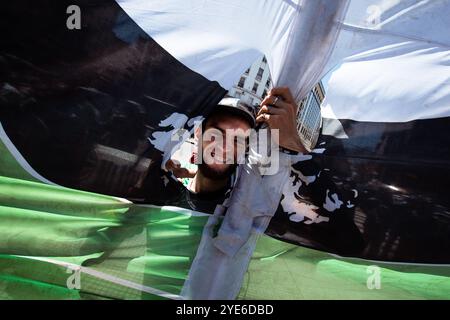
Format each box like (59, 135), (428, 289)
(322, 0), (450, 122)
(322, 41), (450, 122)
(116, 0), (348, 101)
(19, 256), (184, 300)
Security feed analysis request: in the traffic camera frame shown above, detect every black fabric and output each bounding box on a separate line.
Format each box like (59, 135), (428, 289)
(268, 117), (450, 263)
(139, 168), (230, 214)
(267, 151), (365, 257)
(0, 0), (227, 199)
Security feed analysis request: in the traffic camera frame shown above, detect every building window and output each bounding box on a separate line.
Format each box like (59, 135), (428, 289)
(238, 77), (245, 88)
(244, 68), (250, 75)
(262, 56), (267, 63)
(256, 68), (264, 81)
(297, 91), (322, 151)
(266, 78), (271, 88)
(252, 82), (258, 93)
(262, 89), (267, 99)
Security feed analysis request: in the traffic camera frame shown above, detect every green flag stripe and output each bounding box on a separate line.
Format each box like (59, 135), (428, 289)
(0, 175), (211, 299)
(239, 235), (450, 300)
(21, 256), (183, 299)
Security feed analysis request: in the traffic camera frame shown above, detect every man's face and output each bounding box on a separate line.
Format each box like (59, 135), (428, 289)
(199, 114), (251, 180)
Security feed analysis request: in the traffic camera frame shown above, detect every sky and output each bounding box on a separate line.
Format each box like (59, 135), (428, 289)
(321, 63), (341, 93)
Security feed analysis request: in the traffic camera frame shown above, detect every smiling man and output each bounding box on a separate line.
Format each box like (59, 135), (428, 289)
(153, 87), (306, 214)
(163, 97), (256, 213)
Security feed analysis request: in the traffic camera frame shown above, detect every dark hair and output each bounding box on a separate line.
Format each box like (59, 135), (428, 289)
(202, 107), (254, 131)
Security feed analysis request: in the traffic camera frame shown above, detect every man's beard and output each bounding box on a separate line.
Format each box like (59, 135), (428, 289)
(198, 162), (237, 181)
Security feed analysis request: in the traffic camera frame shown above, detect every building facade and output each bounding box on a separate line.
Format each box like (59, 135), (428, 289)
(228, 55), (272, 107)
(228, 56), (325, 151)
(297, 81), (325, 151)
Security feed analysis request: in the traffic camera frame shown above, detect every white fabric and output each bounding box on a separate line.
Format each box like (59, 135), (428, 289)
(116, 0), (349, 101)
(118, 0), (450, 122)
(322, 0), (450, 122)
(322, 42), (450, 122)
(181, 152), (308, 299)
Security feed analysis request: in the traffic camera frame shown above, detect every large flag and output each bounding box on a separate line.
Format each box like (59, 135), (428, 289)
(0, 0), (449, 299)
(264, 0), (450, 264)
(317, 0), (450, 263)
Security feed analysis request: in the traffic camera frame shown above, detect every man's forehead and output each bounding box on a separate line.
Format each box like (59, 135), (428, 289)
(206, 114), (250, 129)
(206, 116), (251, 132)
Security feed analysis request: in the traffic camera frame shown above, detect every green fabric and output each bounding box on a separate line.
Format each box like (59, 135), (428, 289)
(238, 235), (450, 300)
(0, 137), (40, 183)
(1, 139), (449, 300)
(0, 175), (209, 300)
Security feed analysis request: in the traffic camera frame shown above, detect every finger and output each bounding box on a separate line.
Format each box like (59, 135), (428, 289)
(256, 105), (267, 117)
(171, 159), (181, 167)
(273, 100), (296, 114)
(257, 105), (284, 117)
(269, 87), (295, 105)
(256, 113), (271, 124)
(256, 114), (285, 130)
(261, 95), (297, 114)
(165, 159), (175, 170)
(260, 94), (281, 108)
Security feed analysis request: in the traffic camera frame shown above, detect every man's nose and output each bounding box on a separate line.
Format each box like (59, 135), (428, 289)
(222, 138), (236, 153)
